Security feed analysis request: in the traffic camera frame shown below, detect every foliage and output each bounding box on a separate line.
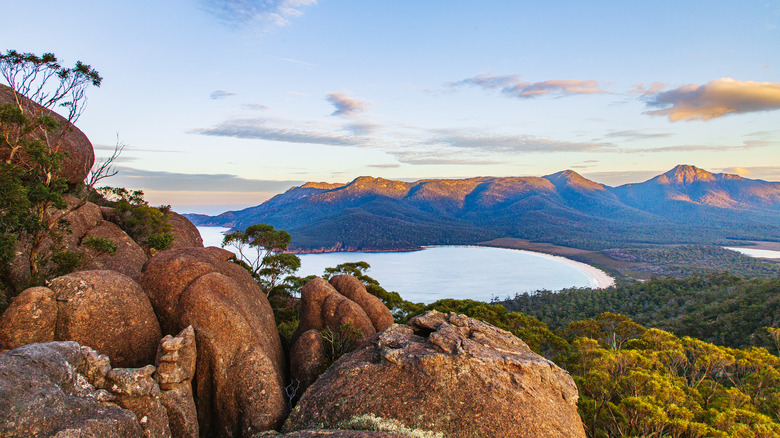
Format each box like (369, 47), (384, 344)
(564, 316), (780, 437)
(604, 245), (780, 279)
(0, 50), (101, 291)
(222, 223), (304, 339)
(295, 251), (780, 435)
(146, 232), (173, 251)
(222, 223), (301, 294)
(81, 236), (117, 255)
(50, 250), (84, 277)
(320, 321), (363, 366)
(500, 273), (780, 351)
(96, 187), (173, 251)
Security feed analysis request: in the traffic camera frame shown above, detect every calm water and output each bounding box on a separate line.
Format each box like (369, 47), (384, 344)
(725, 247), (780, 259)
(197, 227), (602, 303)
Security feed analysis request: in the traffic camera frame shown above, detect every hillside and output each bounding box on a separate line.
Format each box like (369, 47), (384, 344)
(186, 165), (780, 251)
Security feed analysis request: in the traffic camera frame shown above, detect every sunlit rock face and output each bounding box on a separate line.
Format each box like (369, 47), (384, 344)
(284, 310), (586, 438)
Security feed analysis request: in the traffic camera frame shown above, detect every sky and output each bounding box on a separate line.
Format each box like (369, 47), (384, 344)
(2, 0), (779, 214)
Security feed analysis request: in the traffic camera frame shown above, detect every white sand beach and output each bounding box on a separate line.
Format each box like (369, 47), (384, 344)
(512, 249), (616, 289)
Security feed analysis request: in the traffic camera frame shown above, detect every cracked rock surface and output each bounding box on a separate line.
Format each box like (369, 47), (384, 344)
(284, 310), (585, 438)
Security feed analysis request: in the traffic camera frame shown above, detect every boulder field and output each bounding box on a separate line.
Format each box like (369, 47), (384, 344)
(1, 243), (587, 437)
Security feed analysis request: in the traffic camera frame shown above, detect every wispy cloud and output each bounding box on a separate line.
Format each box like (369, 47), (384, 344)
(192, 114), (623, 168)
(393, 153), (505, 166)
(450, 74), (606, 98)
(202, 0), (316, 27)
(630, 138), (776, 153)
(192, 118), (362, 146)
(641, 78), (780, 121)
(242, 103), (269, 110)
(106, 167), (304, 193)
(602, 130), (673, 140)
(427, 132), (619, 153)
(367, 163), (401, 168)
(210, 90), (236, 100)
(345, 121), (382, 135)
(326, 92), (369, 117)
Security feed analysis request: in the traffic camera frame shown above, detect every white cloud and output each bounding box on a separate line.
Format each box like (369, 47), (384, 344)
(326, 92), (369, 117)
(642, 78), (780, 121)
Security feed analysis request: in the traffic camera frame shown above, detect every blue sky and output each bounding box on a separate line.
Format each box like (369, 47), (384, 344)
(2, 0), (779, 213)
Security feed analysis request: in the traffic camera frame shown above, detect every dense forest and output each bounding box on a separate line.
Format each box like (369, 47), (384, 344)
(322, 264), (780, 437)
(497, 273), (780, 351)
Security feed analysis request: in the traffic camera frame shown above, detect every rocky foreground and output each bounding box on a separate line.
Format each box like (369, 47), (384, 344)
(0, 243), (586, 437)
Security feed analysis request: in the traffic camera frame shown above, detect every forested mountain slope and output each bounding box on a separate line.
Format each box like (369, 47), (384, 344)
(187, 165), (780, 251)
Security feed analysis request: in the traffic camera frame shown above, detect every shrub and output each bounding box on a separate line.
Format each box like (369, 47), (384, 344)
(82, 236), (117, 255)
(51, 251), (84, 277)
(146, 232), (173, 251)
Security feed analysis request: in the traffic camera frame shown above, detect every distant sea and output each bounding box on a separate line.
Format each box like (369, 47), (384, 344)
(197, 227), (606, 303)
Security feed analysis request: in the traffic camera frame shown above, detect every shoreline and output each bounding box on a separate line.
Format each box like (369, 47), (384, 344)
(432, 244), (616, 290)
(501, 248), (616, 289)
(195, 226), (615, 289)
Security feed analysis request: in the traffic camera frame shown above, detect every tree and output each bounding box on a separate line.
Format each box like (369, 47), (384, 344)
(0, 50), (102, 293)
(222, 223), (301, 295)
(324, 261), (379, 285)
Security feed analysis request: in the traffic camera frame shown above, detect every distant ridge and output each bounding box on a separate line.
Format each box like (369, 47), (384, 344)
(186, 165), (780, 251)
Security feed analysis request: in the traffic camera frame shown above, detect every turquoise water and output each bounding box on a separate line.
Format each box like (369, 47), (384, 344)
(197, 227), (603, 303)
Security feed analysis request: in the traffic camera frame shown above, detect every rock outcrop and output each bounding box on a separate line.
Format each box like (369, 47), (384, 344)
(289, 329), (328, 395)
(0, 83), (95, 184)
(139, 247), (286, 436)
(0, 270), (161, 367)
(289, 277), (381, 396)
(101, 363), (172, 438)
(329, 275), (394, 332)
(260, 431), (407, 437)
(155, 326), (199, 438)
(166, 212), (205, 249)
(284, 310), (586, 438)
(0, 341), (143, 437)
(292, 277), (376, 344)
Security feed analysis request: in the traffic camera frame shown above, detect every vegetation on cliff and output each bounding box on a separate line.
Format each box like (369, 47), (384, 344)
(499, 273), (780, 351)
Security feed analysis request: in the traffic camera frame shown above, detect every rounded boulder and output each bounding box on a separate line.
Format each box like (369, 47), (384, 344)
(0, 271), (161, 368)
(284, 310), (586, 438)
(139, 247), (286, 436)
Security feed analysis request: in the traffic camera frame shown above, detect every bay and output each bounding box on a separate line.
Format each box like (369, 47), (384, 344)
(725, 247), (780, 259)
(197, 227), (610, 303)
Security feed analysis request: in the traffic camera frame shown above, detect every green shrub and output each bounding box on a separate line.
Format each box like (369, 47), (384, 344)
(82, 236), (117, 255)
(51, 251), (84, 277)
(95, 187), (175, 251)
(146, 232), (173, 251)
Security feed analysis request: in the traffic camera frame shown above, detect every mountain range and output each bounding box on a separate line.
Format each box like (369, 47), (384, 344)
(185, 165), (780, 251)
